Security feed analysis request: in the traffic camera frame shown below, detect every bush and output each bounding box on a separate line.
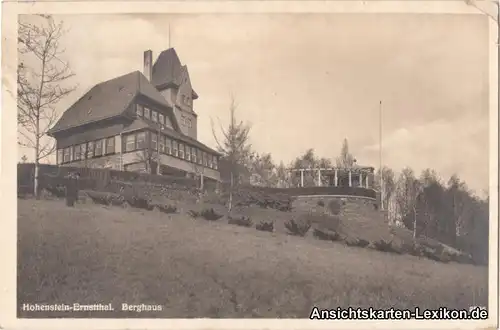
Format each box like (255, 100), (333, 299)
(255, 220), (274, 232)
(313, 213), (341, 232)
(43, 185), (66, 198)
(327, 200), (342, 215)
(344, 237), (370, 248)
(86, 191), (112, 206)
(153, 203), (178, 214)
(284, 218), (311, 237)
(317, 200), (325, 207)
(401, 242), (425, 257)
(108, 193), (126, 206)
(228, 215), (253, 227)
(125, 196), (153, 210)
(200, 208), (224, 221)
(313, 228), (342, 242)
(372, 240), (402, 254)
(188, 210), (201, 218)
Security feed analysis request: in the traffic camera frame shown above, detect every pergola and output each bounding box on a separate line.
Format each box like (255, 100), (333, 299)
(289, 166), (375, 188)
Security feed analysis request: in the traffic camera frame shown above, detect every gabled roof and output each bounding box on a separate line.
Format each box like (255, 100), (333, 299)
(48, 71), (172, 135)
(151, 48), (198, 99)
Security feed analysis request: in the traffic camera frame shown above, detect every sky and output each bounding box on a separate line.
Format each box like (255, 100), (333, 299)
(18, 13), (491, 195)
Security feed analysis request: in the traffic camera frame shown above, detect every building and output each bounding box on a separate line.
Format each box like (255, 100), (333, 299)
(47, 48), (221, 183)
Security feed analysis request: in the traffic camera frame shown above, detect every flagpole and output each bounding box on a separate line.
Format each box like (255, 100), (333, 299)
(379, 100), (383, 210)
(169, 23), (171, 48)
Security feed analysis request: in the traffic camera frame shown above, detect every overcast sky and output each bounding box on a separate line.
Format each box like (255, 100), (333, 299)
(18, 13), (490, 194)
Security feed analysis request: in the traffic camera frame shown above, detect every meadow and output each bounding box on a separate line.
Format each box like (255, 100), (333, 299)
(17, 197), (488, 318)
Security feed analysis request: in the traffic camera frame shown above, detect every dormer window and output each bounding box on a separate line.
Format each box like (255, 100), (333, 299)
(152, 111), (158, 123)
(144, 107), (150, 119)
(136, 105), (143, 117)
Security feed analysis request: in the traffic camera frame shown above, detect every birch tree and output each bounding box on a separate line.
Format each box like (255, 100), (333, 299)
(17, 15), (76, 197)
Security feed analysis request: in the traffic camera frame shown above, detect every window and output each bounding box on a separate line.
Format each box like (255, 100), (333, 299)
(73, 144), (81, 161)
(136, 132), (146, 149)
(203, 152), (209, 167)
(106, 137), (115, 154)
(186, 145), (191, 161)
(151, 133), (158, 151)
(136, 104), (143, 117)
(125, 134), (135, 152)
(94, 139), (103, 157)
(57, 149), (63, 164)
(213, 155), (218, 170)
(159, 113), (165, 128)
(208, 154), (213, 168)
(173, 141), (178, 157)
(187, 118), (192, 128)
(165, 116), (173, 128)
(152, 111), (158, 123)
(81, 143), (87, 159)
(179, 143), (185, 159)
(144, 107), (150, 119)
(165, 138), (172, 155)
(197, 149), (202, 165)
(159, 135), (165, 153)
(88, 141), (94, 158)
(63, 148), (70, 163)
(191, 147), (196, 163)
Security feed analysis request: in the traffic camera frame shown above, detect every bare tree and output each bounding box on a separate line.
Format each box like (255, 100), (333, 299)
(17, 15), (77, 197)
(395, 167), (421, 240)
(464, 0), (499, 23)
(211, 95), (252, 211)
(374, 166), (396, 211)
(134, 146), (159, 174)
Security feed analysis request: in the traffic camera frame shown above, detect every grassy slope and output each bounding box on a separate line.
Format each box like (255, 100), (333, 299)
(17, 199), (488, 318)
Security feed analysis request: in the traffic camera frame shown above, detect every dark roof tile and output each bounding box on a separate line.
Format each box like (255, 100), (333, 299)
(151, 48), (198, 98)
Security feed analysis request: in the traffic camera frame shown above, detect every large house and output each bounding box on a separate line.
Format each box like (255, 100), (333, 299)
(48, 48), (221, 182)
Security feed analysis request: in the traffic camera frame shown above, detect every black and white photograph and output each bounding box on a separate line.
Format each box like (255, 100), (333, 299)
(1, 0), (498, 328)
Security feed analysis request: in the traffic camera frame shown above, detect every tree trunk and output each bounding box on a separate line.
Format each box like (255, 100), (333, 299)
(34, 117), (40, 199)
(412, 205), (417, 241)
(228, 171), (233, 212)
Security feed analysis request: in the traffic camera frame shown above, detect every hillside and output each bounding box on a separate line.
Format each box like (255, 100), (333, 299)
(17, 198), (488, 318)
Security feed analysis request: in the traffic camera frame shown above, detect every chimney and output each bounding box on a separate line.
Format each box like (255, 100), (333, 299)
(143, 50), (153, 81)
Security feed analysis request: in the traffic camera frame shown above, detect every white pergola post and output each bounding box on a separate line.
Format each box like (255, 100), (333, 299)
(365, 174), (369, 188)
(348, 170), (352, 187)
(300, 169), (304, 187)
(317, 169), (322, 187)
(334, 169), (338, 187)
(359, 172), (363, 188)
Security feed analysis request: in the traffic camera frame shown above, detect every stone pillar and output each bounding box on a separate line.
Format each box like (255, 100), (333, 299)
(317, 169), (322, 187)
(359, 172), (363, 188)
(334, 169), (338, 187)
(348, 170), (352, 187)
(366, 174), (369, 188)
(300, 169), (304, 187)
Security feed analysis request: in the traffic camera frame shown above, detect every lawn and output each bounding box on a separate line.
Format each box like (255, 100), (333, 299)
(17, 198), (488, 318)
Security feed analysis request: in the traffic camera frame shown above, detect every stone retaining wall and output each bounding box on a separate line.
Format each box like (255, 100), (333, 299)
(292, 195), (378, 213)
